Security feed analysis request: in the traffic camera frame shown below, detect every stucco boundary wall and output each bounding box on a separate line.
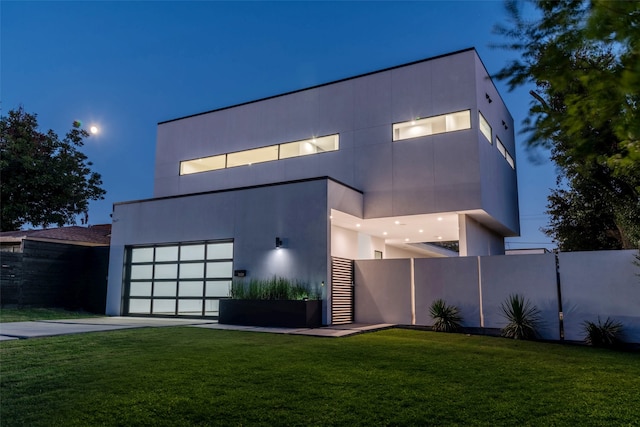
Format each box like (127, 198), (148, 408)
(354, 250), (639, 343)
(559, 250), (639, 343)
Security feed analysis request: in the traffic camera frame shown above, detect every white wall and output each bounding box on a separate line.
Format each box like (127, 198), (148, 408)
(330, 225), (386, 260)
(354, 250), (640, 343)
(459, 214), (505, 256)
(559, 250), (640, 343)
(107, 179), (330, 321)
(474, 54), (520, 236)
(384, 245), (431, 259)
(330, 226), (358, 260)
(414, 256), (481, 327)
(154, 49), (519, 240)
(480, 254), (559, 340)
(354, 259), (412, 324)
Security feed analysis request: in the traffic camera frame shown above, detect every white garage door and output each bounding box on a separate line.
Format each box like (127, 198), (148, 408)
(124, 240), (233, 317)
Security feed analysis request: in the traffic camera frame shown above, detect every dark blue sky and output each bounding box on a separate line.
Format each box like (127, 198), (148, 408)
(1, 1), (556, 250)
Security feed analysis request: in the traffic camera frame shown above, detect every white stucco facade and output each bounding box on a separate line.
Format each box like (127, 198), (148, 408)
(106, 48), (520, 322)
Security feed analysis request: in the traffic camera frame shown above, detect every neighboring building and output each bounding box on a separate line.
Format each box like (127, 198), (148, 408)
(0, 225), (111, 311)
(106, 48), (519, 323)
(0, 224), (112, 252)
(505, 248), (551, 255)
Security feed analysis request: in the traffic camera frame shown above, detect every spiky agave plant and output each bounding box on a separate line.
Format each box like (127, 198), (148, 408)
(500, 294), (541, 340)
(429, 299), (463, 332)
(583, 317), (624, 348)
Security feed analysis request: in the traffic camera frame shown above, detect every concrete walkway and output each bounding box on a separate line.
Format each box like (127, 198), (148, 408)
(0, 317), (394, 341)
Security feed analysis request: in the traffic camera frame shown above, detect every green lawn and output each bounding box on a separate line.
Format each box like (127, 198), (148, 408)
(1, 328), (639, 426)
(0, 307), (101, 323)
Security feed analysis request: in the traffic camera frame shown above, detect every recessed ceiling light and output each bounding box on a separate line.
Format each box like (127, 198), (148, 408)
(437, 236), (443, 240)
(329, 215), (333, 219)
(419, 229), (424, 233)
(437, 217), (443, 221)
(405, 238), (410, 242)
(356, 224), (361, 227)
(383, 232), (388, 236)
(394, 221), (400, 225)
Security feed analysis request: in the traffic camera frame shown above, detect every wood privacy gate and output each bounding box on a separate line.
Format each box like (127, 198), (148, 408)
(331, 257), (354, 324)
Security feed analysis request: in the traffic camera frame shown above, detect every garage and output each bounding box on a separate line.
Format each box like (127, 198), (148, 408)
(124, 240), (233, 317)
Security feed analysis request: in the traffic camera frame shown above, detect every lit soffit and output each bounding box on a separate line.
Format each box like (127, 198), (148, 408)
(329, 209), (459, 243)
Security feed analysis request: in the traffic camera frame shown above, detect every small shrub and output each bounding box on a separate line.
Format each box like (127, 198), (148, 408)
(230, 277), (320, 300)
(583, 317), (624, 348)
(429, 299), (463, 332)
(500, 294), (541, 340)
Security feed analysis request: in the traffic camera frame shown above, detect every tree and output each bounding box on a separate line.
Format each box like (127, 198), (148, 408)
(494, 0), (640, 250)
(0, 107), (106, 231)
(544, 169), (639, 251)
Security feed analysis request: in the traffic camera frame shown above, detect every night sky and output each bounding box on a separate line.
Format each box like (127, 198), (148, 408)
(1, 1), (557, 250)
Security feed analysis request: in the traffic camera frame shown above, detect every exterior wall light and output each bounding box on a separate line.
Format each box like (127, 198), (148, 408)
(275, 237), (283, 249)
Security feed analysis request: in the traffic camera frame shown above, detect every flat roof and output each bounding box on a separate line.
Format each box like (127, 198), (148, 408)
(113, 176), (362, 207)
(159, 47), (479, 125)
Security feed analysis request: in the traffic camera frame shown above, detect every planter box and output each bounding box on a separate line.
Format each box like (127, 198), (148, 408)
(219, 299), (322, 328)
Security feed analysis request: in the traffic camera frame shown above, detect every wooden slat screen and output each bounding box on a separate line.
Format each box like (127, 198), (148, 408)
(331, 257), (354, 325)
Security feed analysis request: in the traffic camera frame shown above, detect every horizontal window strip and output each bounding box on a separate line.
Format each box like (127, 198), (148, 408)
(179, 134), (340, 175)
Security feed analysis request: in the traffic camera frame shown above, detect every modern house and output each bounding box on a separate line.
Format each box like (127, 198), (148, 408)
(105, 48), (519, 324)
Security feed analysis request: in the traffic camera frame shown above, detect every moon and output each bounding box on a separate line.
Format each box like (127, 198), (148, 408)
(90, 126), (99, 134)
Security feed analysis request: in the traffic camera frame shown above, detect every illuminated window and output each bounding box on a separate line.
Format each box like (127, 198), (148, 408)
(446, 111), (472, 132)
(180, 154), (225, 175)
(393, 110), (470, 141)
(227, 145), (279, 168)
(479, 112), (492, 143)
(496, 136), (515, 169)
(179, 134), (340, 175)
(506, 151), (515, 169)
(280, 134), (339, 159)
(496, 136), (506, 157)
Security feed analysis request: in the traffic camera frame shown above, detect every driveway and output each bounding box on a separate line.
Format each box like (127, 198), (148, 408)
(0, 317), (394, 340)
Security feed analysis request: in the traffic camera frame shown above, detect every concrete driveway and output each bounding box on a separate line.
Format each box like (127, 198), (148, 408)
(0, 317), (215, 340)
(0, 317), (394, 340)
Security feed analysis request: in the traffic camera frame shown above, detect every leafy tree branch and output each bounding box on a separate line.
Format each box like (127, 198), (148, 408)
(0, 107), (106, 231)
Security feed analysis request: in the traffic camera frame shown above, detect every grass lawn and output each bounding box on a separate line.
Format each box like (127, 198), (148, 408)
(1, 328), (639, 426)
(0, 307), (102, 323)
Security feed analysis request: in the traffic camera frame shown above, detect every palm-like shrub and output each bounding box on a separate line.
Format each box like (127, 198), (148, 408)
(429, 299), (463, 332)
(500, 294), (541, 340)
(583, 317), (624, 348)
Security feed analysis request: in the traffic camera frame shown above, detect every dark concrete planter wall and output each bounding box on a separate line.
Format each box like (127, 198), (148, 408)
(219, 299), (322, 328)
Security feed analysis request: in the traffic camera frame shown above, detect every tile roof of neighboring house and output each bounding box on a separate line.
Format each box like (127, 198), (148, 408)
(0, 224), (112, 246)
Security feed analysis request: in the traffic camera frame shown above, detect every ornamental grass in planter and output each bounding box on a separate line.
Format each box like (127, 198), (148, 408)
(229, 277), (320, 301)
(220, 277), (322, 328)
